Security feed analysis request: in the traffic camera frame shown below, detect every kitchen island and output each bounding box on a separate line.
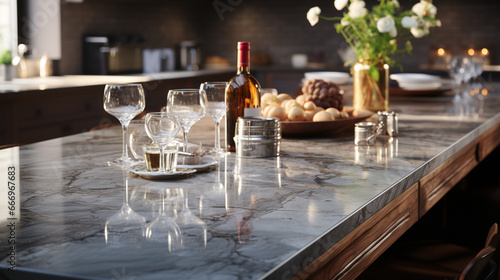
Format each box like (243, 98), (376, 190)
(0, 85), (499, 280)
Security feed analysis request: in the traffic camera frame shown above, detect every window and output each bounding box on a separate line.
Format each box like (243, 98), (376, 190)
(0, 0), (17, 52)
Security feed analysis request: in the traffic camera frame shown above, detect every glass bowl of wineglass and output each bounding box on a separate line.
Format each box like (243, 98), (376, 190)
(103, 84), (145, 168)
(144, 112), (180, 173)
(200, 82), (227, 156)
(166, 89), (207, 152)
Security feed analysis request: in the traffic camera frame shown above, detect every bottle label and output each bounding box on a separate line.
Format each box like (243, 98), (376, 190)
(244, 107), (261, 117)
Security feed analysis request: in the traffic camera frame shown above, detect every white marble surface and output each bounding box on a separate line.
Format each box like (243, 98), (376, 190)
(0, 87), (499, 279)
(0, 69), (233, 93)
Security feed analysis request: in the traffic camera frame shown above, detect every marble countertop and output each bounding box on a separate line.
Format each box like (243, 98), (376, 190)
(0, 86), (499, 279)
(0, 69), (233, 94)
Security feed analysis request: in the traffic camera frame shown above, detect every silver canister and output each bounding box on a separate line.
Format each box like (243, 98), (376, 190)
(354, 122), (377, 146)
(234, 117), (281, 158)
(377, 111), (398, 137)
(388, 111), (398, 137)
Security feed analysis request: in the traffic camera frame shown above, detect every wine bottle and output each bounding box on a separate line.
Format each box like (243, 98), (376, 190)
(225, 41), (261, 152)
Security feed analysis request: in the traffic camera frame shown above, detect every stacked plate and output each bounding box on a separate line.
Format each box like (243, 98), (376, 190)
(390, 73), (443, 90)
(304, 72), (351, 84)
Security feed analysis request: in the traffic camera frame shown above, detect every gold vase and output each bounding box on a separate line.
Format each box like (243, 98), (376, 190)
(352, 59), (389, 112)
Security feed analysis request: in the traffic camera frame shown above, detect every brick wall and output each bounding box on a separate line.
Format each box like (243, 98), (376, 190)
(59, 0), (500, 75)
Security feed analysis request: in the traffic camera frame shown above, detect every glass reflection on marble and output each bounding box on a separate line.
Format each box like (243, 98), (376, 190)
(105, 169), (146, 247)
(144, 190), (182, 253)
(174, 189), (207, 252)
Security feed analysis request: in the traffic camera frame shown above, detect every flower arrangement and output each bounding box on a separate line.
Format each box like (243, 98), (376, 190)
(307, 0), (441, 79)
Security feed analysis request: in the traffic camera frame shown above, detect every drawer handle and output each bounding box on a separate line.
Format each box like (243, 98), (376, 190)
(333, 212), (411, 280)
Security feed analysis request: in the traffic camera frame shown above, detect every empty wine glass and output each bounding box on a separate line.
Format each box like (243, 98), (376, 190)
(145, 190), (182, 252)
(200, 82), (227, 155)
(167, 89), (207, 152)
(103, 84), (145, 167)
(128, 119), (153, 164)
(144, 112), (180, 173)
(448, 55), (468, 87)
(105, 168), (146, 247)
(471, 56), (484, 85)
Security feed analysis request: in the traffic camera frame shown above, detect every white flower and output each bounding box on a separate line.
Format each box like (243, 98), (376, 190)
(341, 18), (350, 26)
(348, 1), (368, 19)
(334, 0), (348, 11)
(307, 6), (321, 26)
(436, 19), (442, 27)
(392, 0), (400, 8)
(389, 27), (397, 37)
(377, 15), (395, 33)
(401, 16), (418, 28)
(411, 27), (425, 38)
(412, 1), (437, 17)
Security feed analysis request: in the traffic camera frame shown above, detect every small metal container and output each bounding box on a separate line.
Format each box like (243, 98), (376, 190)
(377, 111), (398, 137)
(377, 111), (391, 137)
(234, 117), (281, 158)
(354, 122), (377, 146)
(388, 111), (398, 137)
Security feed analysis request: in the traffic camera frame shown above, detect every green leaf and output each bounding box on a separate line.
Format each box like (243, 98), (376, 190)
(369, 65), (380, 81)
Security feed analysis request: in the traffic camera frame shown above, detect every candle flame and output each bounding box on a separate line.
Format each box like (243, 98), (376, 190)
(468, 48), (475, 56)
(481, 48), (489, 56)
(437, 48), (445, 56)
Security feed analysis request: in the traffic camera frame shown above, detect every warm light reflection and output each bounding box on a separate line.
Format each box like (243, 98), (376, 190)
(481, 88), (488, 96)
(307, 200), (318, 224)
(468, 48), (475, 56)
(437, 48), (445, 56)
(481, 48), (489, 56)
(470, 90), (475, 96)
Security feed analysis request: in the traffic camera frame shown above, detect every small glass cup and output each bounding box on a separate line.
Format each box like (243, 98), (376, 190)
(143, 143), (179, 173)
(143, 144), (160, 171)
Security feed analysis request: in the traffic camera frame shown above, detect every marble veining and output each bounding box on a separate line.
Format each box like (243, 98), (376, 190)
(0, 89), (499, 280)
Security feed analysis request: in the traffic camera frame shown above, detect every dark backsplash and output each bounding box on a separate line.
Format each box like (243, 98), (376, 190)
(60, 0), (500, 75)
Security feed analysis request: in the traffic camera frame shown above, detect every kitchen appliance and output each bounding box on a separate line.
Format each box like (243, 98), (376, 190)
(83, 35), (143, 75)
(176, 41), (202, 71)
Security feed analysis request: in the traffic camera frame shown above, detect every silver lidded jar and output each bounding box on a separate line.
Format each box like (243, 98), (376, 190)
(234, 117), (281, 158)
(354, 122), (377, 146)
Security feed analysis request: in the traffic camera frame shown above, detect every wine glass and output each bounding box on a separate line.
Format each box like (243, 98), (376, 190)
(166, 89), (207, 152)
(128, 119), (153, 164)
(145, 190), (182, 252)
(144, 112), (180, 173)
(103, 84), (145, 167)
(105, 168), (146, 247)
(200, 82), (227, 155)
(448, 55), (468, 88)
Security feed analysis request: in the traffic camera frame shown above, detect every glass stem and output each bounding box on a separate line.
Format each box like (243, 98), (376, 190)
(122, 168), (129, 207)
(122, 124), (129, 165)
(159, 145), (166, 173)
(215, 121), (220, 151)
(182, 130), (189, 152)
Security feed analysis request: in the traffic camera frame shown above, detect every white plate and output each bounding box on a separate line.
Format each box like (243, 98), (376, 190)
(129, 166), (196, 180)
(390, 73), (441, 84)
(178, 157), (217, 171)
(399, 82), (443, 90)
(304, 72), (351, 84)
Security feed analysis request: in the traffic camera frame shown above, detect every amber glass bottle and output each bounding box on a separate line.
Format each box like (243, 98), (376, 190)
(225, 42), (261, 152)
